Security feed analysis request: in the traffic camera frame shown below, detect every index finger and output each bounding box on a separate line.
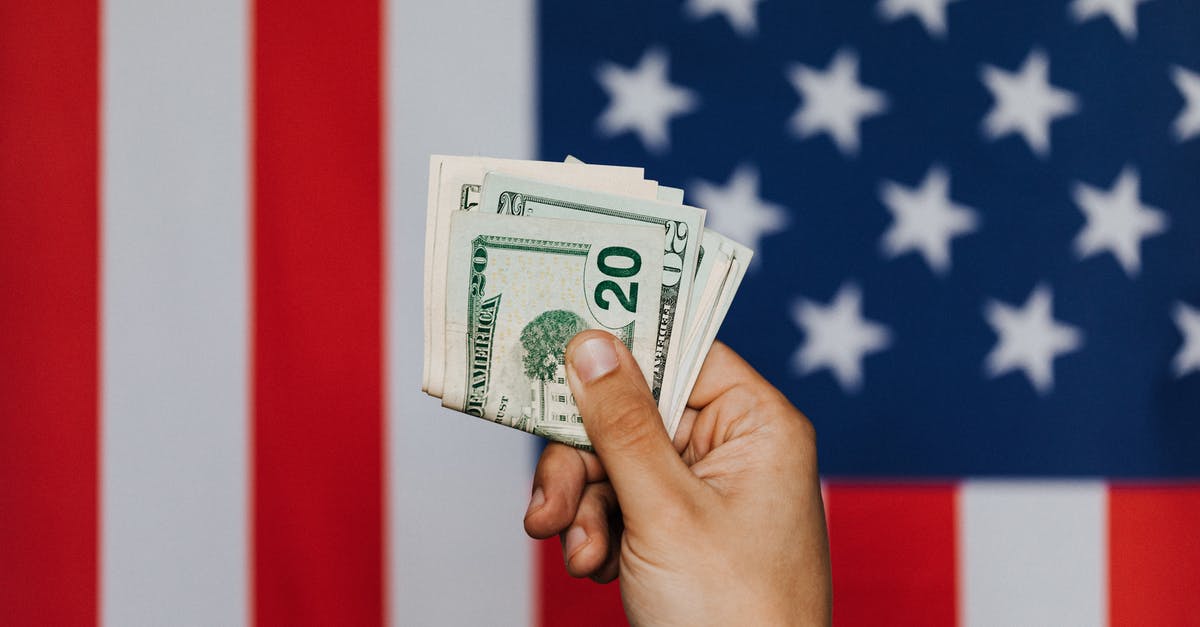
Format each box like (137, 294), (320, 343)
(525, 442), (607, 539)
(686, 341), (778, 409)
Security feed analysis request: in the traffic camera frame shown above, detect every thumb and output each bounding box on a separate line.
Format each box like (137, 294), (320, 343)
(564, 330), (696, 517)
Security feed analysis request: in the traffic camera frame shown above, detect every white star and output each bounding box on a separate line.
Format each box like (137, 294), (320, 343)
(980, 50), (1079, 158)
(791, 283), (892, 393)
(690, 164), (787, 269)
(1071, 166), (1168, 277)
(1070, 0), (1152, 40)
(877, 0), (960, 38)
(787, 49), (889, 157)
(1172, 302), (1200, 378)
(684, 0), (765, 37)
(879, 166), (979, 275)
(984, 284), (1083, 395)
(596, 48), (699, 154)
(1171, 65), (1200, 142)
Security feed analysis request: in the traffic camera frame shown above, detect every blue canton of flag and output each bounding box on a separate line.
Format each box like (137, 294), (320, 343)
(540, 0), (1200, 476)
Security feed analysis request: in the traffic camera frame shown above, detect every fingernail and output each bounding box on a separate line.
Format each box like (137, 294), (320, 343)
(570, 336), (618, 384)
(564, 526), (589, 562)
(525, 487), (545, 518)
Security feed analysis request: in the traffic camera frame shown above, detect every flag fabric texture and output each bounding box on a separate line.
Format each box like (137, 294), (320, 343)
(2, 1), (1198, 626)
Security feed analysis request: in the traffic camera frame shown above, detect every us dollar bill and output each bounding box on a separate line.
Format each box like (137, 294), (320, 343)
(478, 172), (706, 408)
(424, 156), (656, 397)
(664, 232), (753, 435)
(423, 155), (759, 450)
(440, 211), (665, 449)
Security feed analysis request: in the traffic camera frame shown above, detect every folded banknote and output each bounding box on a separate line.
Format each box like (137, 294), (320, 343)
(423, 155), (753, 448)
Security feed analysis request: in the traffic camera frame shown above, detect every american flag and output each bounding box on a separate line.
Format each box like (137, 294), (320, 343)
(2, 0), (1197, 626)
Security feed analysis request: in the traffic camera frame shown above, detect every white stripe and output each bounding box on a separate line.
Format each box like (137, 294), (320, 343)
(960, 481), (1107, 627)
(101, 2), (248, 625)
(386, 1), (536, 625)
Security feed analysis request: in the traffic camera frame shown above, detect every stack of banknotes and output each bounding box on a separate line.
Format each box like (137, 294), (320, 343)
(422, 155), (752, 449)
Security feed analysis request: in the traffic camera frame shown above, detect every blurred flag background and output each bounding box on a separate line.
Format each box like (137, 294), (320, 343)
(2, 0), (1198, 625)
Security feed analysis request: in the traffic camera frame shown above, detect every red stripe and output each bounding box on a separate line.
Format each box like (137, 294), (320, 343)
(0, 2), (99, 625)
(537, 538), (628, 626)
(1109, 484), (1200, 627)
(825, 483), (957, 627)
(252, 0), (385, 624)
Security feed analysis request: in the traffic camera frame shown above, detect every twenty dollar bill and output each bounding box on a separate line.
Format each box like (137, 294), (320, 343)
(440, 211), (665, 449)
(478, 172), (705, 408)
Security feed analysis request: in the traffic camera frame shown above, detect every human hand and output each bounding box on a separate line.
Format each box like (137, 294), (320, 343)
(524, 330), (831, 626)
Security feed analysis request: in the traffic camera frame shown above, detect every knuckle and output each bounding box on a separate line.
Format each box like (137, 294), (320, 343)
(795, 410), (817, 445)
(752, 393), (819, 465)
(784, 408), (819, 470)
(534, 444), (578, 485)
(589, 483), (619, 513)
(723, 383), (759, 411)
(579, 490), (610, 523)
(787, 403), (818, 449)
(764, 393), (816, 447)
(549, 442), (581, 469)
(590, 393), (661, 451)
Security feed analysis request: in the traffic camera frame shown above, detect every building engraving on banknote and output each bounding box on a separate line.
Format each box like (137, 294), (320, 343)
(515, 310), (585, 445)
(513, 309), (634, 448)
